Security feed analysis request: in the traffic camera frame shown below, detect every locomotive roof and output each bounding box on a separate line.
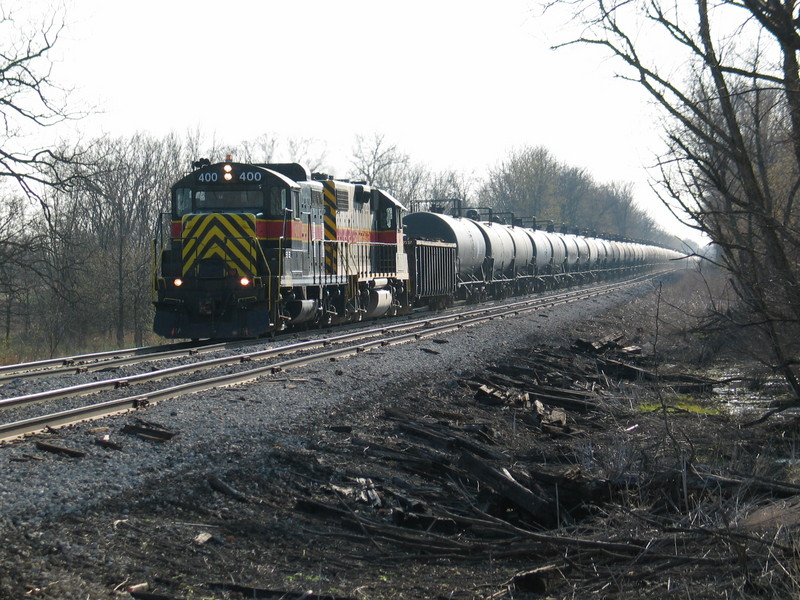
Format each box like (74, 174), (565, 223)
(374, 188), (407, 212)
(173, 162), (302, 189)
(252, 162), (310, 182)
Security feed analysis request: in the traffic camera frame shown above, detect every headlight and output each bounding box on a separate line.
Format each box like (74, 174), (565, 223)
(173, 278), (184, 287)
(239, 277), (251, 287)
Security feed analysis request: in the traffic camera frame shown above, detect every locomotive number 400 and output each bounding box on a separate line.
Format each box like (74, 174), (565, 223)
(196, 171), (263, 183)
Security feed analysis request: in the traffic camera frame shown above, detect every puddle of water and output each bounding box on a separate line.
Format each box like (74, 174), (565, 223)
(706, 364), (795, 416)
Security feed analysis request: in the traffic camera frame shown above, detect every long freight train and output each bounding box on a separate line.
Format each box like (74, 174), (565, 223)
(152, 159), (682, 339)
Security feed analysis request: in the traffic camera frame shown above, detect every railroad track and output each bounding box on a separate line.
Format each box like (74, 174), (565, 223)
(0, 271), (671, 443)
(0, 301), (436, 384)
(0, 340), (237, 383)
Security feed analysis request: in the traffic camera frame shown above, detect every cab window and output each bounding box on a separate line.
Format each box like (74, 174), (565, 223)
(267, 187), (287, 218)
(194, 189), (264, 213)
(174, 188), (192, 217)
(377, 205), (397, 230)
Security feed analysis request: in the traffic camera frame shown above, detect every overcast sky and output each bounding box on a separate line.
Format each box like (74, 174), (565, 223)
(42, 0), (689, 237)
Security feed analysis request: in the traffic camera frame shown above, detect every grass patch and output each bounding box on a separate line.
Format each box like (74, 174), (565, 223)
(639, 394), (722, 415)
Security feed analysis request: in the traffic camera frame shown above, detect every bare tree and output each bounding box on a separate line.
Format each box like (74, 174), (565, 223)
(30, 181), (94, 354)
(554, 166), (593, 228)
(238, 133), (277, 164)
(285, 136), (328, 172)
(0, 3), (91, 357)
(0, 3), (84, 199)
(480, 145), (666, 239)
(553, 0), (800, 397)
(482, 146), (560, 219)
(0, 190), (39, 343)
(349, 133), (409, 187)
(78, 134), (183, 346)
(15, 133), (204, 354)
(409, 169), (479, 213)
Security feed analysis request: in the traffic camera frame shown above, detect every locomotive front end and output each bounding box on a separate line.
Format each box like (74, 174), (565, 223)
(152, 160), (288, 338)
(154, 211), (271, 338)
(153, 158), (411, 339)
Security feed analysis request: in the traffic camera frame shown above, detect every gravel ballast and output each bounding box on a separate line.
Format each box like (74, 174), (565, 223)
(0, 282), (662, 525)
(1, 274), (719, 600)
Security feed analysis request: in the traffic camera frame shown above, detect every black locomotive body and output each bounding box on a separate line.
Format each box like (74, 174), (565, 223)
(153, 159), (683, 339)
(153, 160), (409, 338)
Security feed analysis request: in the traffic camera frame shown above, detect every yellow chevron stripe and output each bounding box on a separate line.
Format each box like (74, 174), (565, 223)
(322, 182), (338, 274)
(323, 181), (337, 241)
(184, 213), (255, 241)
(181, 214), (257, 276)
(189, 226), (255, 265)
(183, 225), (256, 263)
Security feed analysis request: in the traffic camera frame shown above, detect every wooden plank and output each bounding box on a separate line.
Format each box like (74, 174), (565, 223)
(208, 476), (250, 503)
(457, 451), (550, 517)
(94, 436), (123, 451)
(35, 441), (86, 458)
(121, 424), (175, 442)
(527, 391), (596, 413)
(596, 357), (656, 381)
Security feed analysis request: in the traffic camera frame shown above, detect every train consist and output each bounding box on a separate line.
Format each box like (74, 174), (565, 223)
(152, 159), (682, 339)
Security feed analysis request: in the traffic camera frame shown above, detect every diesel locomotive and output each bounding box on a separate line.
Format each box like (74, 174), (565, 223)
(152, 158), (682, 339)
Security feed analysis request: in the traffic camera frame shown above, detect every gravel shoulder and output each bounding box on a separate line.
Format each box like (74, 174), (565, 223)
(2, 270), (798, 600)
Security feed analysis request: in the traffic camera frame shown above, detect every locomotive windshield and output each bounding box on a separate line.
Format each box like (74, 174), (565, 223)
(173, 186), (289, 218)
(195, 189), (264, 212)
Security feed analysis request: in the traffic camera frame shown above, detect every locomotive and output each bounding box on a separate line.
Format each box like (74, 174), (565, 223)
(152, 158), (682, 339)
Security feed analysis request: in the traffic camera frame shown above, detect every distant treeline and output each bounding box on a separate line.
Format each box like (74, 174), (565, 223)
(0, 132), (682, 360)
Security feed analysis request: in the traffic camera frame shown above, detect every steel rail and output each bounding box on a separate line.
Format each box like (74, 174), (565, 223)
(0, 340), (231, 382)
(0, 273), (660, 413)
(0, 270), (672, 442)
(0, 306), (431, 384)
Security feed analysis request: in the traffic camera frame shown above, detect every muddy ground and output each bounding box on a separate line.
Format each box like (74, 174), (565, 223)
(3, 269), (800, 600)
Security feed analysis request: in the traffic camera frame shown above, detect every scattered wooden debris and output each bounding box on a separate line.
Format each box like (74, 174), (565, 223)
(506, 563), (567, 594)
(121, 423), (176, 442)
(268, 335), (800, 600)
(35, 441), (86, 458)
(207, 582), (358, 600)
(193, 532), (213, 545)
(208, 475), (250, 503)
(457, 451), (551, 518)
(9, 453), (45, 463)
(94, 435), (123, 451)
(329, 425), (353, 433)
(620, 344), (642, 355)
(596, 356), (657, 381)
(572, 334), (624, 354)
(129, 591), (180, 600)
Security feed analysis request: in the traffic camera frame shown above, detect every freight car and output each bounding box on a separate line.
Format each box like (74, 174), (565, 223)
(152, 159), (682, 339)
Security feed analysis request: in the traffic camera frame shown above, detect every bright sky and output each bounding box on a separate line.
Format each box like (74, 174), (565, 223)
(41, 0), (690, 239)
